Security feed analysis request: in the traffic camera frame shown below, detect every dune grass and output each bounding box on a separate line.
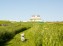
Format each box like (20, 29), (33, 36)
(0, 21), (63, 46)
(0, 21), (32, 46)
(5, 22), (63, 46)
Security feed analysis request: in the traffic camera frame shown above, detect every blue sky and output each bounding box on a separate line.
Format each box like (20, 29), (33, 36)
(0, 0), (63, 21)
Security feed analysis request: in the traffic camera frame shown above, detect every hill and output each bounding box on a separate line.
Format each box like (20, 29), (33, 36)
(0, 21), (63, 46)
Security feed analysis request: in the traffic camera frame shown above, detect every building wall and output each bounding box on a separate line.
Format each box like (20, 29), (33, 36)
(29, 15), (42, 22)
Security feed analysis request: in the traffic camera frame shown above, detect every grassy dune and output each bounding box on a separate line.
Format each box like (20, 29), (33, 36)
(0, 21), (63, 46)
(5, 22), (63, 46)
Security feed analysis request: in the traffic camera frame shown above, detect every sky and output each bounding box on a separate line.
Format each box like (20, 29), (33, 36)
(0, 0), (63, 22)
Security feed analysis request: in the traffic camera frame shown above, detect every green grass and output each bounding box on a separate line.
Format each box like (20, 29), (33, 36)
(0, 21), (32, 46)
(0, 21), (63, 46)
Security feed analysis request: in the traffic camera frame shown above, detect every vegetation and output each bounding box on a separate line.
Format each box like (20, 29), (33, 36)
(0, 21), (32, 46)
(0, 21), (63, 46)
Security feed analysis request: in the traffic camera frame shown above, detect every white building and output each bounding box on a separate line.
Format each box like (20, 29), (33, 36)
(29, 15), (42, 22)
